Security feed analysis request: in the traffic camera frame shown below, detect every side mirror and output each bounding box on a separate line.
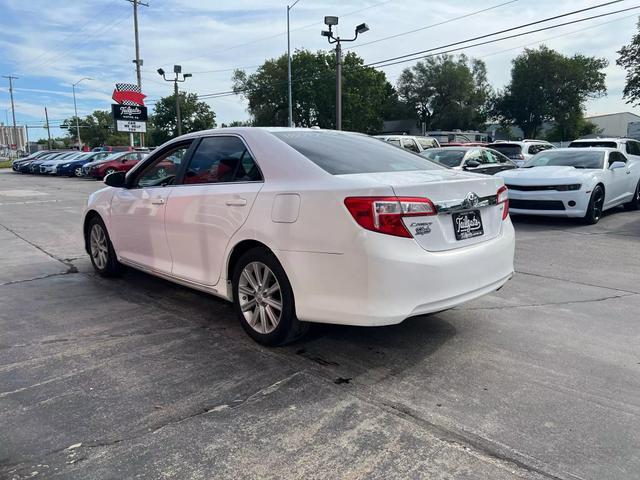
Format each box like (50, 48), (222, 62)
(609, 161), (626, 170)
(465, 159), (480, 168)
(104, 171), (126, 188)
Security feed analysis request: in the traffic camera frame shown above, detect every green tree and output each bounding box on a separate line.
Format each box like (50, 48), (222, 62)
(617, 18), (640, 106)
(221, 120), (254, 127)
(149, 92), (216, 145)
(396, 54), (491, 131)
(61, 110), (129, 148)
(544, 114), (602, 142)
(232, 49), (397, 133)
(494, 46), (607, 139)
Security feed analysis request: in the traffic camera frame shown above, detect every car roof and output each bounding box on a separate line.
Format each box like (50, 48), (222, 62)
(570, 137), (630, 142)
(545, 147), (616, 152)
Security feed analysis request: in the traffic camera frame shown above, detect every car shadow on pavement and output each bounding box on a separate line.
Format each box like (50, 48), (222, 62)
(114, 267), (457, 386)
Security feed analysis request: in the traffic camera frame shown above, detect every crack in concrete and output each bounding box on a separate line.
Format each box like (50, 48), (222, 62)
(0, 269), (78, 287)
(515, 270), (640, 295)
(460, 292), (637, 311)
(0, 221), (77, 273)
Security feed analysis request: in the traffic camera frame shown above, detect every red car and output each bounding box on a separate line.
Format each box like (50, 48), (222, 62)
(84, 151), (147, 179)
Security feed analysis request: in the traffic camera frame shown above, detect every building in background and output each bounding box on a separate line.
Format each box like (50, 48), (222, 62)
(0, 124), (27, 156)
(627, 121), (640, 140)
(585, 112), (640, 137)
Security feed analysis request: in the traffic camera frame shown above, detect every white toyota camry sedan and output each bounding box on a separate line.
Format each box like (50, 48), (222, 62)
(497, 148), (640, 224)
(83, 128), (515, 345)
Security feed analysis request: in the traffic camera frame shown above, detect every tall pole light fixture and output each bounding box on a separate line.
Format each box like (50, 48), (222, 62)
(158, 65), (192, 136)
(72, 77), (92, 151)
(321, 17), (369, 130)
(287, 0), (301, 128)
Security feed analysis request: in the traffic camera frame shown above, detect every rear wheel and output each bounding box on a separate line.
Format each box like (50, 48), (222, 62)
(583, 185), (604, 225)
(623, 180), (640, 211)
(87, 216), (123, 277)
(232, 247), (308, 346)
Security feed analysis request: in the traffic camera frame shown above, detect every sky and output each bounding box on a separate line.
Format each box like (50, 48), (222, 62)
(0, 0), (639, 140)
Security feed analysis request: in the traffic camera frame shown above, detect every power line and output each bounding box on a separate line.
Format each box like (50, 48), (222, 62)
(162, 0), (394, 68)
(368, 3), (640, 69)
(345, 0), (519, 51)
(366, 0), (627, 67)
(174, 3), (640, 103)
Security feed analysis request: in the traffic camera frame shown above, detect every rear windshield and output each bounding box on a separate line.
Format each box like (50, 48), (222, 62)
(271, 131), (443, 175)
(488, 143), (522, 157)
(568, 141), (617, 148)
(524, 150), (604, 169)
(421, 149), (465, 167)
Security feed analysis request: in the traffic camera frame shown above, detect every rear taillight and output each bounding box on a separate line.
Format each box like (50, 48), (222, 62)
(497, 185), (509, 220)
(344, 196), (436, 238)
(517, 154), (525, 160)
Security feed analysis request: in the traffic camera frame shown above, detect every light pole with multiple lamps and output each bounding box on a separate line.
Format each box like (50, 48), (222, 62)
(72, 77), (92, 151)
(157, 65), (192, 136)
(321, 16), (369, 130)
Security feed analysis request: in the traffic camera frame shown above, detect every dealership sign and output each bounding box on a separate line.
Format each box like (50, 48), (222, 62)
(111, 83), (147, 133)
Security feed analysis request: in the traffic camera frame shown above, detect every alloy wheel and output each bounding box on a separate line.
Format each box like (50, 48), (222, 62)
(593, 189), (604, 221)
(74, 167), (83, 177)
(105, 168), (116, 176)
(90, 224), (109, 270)
(238, 262), (282, 334)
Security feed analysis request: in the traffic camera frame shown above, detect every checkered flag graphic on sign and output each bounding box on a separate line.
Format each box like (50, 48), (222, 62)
(115, 83), (142, 105)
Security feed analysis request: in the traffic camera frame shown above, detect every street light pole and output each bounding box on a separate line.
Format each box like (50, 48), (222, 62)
(72, 77), (92, 151)
(158, 66), (192, 137)
(321, 17), (369, 131)
(287, 0), (300, 128)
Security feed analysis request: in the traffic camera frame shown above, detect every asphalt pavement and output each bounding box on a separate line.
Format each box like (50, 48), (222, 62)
(1, 169), (639, 480)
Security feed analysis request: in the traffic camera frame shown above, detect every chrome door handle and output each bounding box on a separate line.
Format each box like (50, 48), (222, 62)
(151, 198), (165, 205)
(225, 198), (247, 206)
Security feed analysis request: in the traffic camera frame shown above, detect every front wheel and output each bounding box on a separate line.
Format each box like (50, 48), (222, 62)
(87, 216), (123, 277)
(582, 185), (604, 225)
(73, 166), (84, 177)
(623, 180), (640, 211)
(232, 247), (308, 346)
(104, 168), (117, 177)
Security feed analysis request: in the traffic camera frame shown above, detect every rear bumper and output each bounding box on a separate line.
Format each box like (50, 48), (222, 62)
(277, 220), (515, 326)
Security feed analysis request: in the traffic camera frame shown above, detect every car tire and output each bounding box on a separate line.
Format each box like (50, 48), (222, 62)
(582, 185), (605, 225)
(73, 166), (84, 178)
(232, 247), (308, 346)
(87, 216), (123, 277)
(623, 180), (640, 211)
(104, 168), (117, 176)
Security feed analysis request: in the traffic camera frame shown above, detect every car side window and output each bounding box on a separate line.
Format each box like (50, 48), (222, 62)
(182, 136), (262, 185)
(528, 144), (549, 155)
(481, 150), (500, 164)
(465, 149), (483, 165)
(625, 141), (640, 155)
(387, 139), (401, 147)
(417, 138), (435, 150)
(609, 151), (627, 165)
(402, 138), (420, 153)
(135, 143), (192, 188)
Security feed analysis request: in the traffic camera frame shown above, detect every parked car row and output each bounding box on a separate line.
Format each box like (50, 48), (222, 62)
(11, 149), (149, 179)
(378, 134), (640, 225)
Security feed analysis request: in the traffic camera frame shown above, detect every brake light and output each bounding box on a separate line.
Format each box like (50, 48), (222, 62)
(344, 196), (436, 238)
(497, 185), (509, 220)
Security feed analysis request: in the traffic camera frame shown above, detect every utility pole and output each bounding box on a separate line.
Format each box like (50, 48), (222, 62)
(44, 107), (52, 150)
(72, 77), (92, 151)
(2, 75), (18, 152)
(128, 0), (148, 146)
(321, 18), (369, 130)
(286, 0), (301, 128)
(157, 66), (191, 137)
(25, 124), (30, 154)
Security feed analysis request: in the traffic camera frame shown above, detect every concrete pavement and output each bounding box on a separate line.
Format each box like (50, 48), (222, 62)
(1, 169), (639, 479)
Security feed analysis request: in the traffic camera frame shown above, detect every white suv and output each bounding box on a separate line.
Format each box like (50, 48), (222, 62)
(487, 140), (555, 167)
(568, 137), (640, 159)
(375, 135), (440, 153)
